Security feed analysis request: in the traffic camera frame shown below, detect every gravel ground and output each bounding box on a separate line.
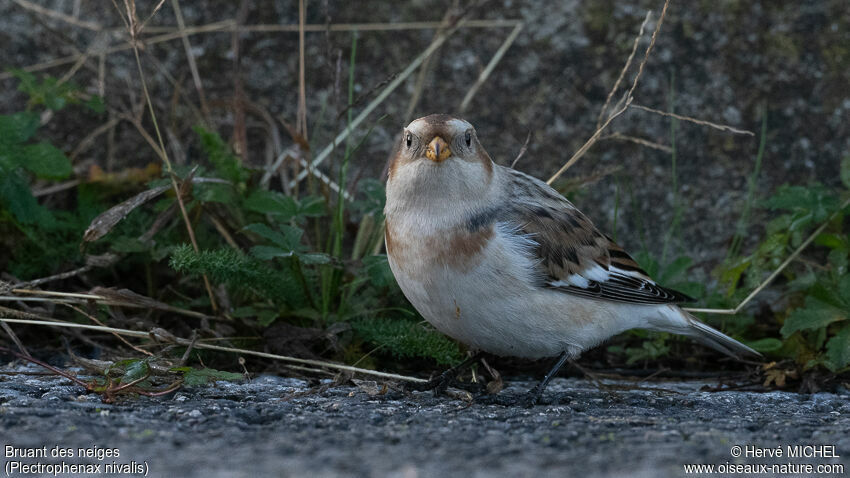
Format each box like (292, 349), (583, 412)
(2, 363), (849, 478)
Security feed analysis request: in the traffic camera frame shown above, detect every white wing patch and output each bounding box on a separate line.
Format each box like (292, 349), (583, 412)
(546, 263), (692, 304)
(609, 265), (654, 282)
(582, 263), (610, 282)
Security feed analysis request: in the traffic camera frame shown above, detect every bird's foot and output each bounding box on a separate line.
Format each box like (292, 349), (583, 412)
(403, 370), (484, 396)
(473, 384), (544, 408)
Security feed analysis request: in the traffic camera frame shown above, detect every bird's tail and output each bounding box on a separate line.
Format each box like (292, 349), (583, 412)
(649, 306), (762, 360)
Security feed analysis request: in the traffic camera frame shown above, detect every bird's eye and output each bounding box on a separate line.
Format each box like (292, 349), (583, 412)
(405, 132), (413, 148)
(464, 130), (472, 147)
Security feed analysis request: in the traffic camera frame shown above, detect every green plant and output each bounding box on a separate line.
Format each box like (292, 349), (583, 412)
(0, 73), (106, 279)
(719, 158), (850, 372)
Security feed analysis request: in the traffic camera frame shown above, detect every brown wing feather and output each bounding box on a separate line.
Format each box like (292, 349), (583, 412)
(473, 168), (693, 304)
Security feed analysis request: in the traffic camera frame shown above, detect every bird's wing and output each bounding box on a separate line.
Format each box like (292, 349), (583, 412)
(491, 168), (693, 305)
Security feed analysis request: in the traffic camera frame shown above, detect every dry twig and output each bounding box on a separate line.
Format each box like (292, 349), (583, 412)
(631, 104), (755, 136)
(0, 318), (428, 383)
(547, 0), (670, 185)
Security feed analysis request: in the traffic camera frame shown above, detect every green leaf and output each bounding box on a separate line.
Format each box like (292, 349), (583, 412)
(85, 95), (106, 114)
(172, 367), (244, 386)
(297, 195), (327, 217)
(244, 190), (297, 219)
(196, 183), (235, 204)
(659, 256), (692, 284)
(352, 178), (386, 218)
(816, 233), (849, 252)
(353, 318), (462, 365)
(11, 70), (77, 111)
(110, 237), (149, 253)
(230, 306), (256, 318)
(21, 142), (72, 179)
(838, 275), (850, 304)
(244, 223), (294, 251)
(297, 252), (331, 264)
(250, 245), (292, 260)
(780, 297), (848, 337)
(633, 251), (659, 278)
(120, 359), (150, 384)
(169, 245), (306, 307)
(763, 184), (839, 223)
(0, 169), (51, 225)
(363, 255), (394, 287)
(744, 338), (783, 353)
(825, 324), (850, 370)
(257, 309), (278, 327)
(718, 257), (751, 296)
(194, 126), (247, 184)
(0, 112), (40, 146)
(828, 249), (849, 279)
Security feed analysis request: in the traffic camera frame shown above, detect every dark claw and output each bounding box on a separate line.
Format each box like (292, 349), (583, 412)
(473, 385), (545, 408)
(403, 371), (485, 396)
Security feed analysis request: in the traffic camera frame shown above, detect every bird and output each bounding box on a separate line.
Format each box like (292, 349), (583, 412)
(384, 113), (760, 405)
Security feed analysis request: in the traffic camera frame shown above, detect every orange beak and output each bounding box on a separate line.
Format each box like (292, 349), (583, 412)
(425, 136), (452, 162)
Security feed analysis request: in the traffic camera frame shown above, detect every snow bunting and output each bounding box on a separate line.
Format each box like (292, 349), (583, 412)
(385, 114), (759, 404)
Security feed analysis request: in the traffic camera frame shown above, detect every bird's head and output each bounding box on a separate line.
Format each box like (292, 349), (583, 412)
(392, 114), (490, 168)
(386, 115), (495, 214)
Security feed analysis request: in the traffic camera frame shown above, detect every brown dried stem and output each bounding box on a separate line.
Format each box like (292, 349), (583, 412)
(114, 0), (218, 311)
(0, 318), (428, 384)
(596, 11), (651, 129)
(631, 104), (755, 136)
(547, 0), (670, 185)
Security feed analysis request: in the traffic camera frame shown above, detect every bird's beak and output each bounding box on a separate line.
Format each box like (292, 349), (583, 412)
(425, 136), (452, 162)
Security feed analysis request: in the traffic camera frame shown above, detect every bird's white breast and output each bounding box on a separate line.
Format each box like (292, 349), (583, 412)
(386, 219), (647, 359)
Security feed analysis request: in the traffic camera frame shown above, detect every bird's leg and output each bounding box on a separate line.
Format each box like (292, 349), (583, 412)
(475, 351), (570, 407)
(404, 352), (482, 394)
(520, 351), (570, 406)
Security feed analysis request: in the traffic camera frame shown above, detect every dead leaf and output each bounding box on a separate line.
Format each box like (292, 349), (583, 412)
(88, 163), (161, 186)
(81, 185), (170, 244)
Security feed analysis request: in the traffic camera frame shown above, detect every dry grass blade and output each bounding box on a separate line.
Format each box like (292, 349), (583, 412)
(510, 131), (532, 168)
(626, 0), (669, 100)
(547, 0), (670, 185)
(0, 318), (428, 383)
(89, 287), (212, 320)
(0, 321), (30, 357)
(32, 180), (82, 197)
(600, 132), (672, 153)
(11, 0), (102, 31)
(112, 0), (218, 311)
(296, 0), (308, 140)
(596, 11), (651, 128)
(631, 104), (755, 136)
(135, 19), (522, 34)
(70, 117), (121, 160)
(62, 303), (154, 356)
(286, 21), (464, 190)
(459, 21), (524, 113)
(137, 0), (168, 35)
(684, 195), (850, 315)
(403, 9), (454, 122)
(1, 289), (211, 321)
(170, 0), (210, 118)
(0, 19), (522, 81)
(8, 255), (117, 290)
